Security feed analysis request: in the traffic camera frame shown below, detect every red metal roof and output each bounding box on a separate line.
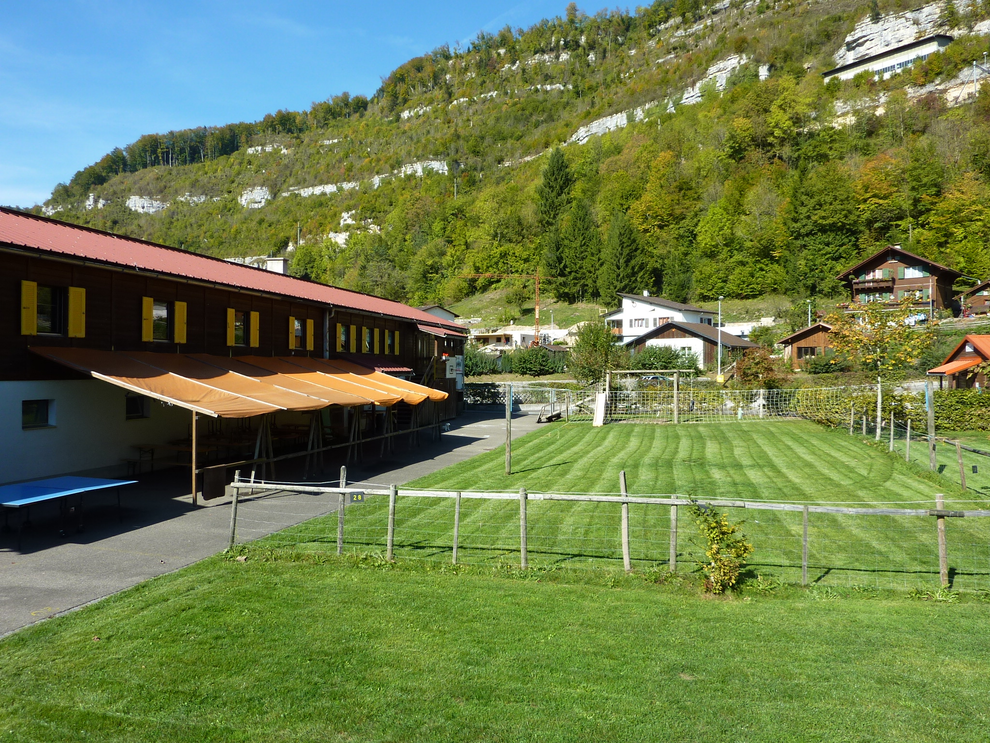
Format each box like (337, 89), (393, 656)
(0, 207), (461, 333)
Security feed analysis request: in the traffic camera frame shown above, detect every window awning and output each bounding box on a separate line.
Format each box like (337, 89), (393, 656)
(31, 347), (445, 418)
(417, 323), (455, 337)
(928, 356), (983, 375)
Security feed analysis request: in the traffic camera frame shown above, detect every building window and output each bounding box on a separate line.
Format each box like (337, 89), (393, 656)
(386, 329), (395, 354)
(125, 394), (151, 420)
(364, 327), (373, 353)
(233, 311), (248, 346)
(797, 347), (819, 360)
(153, 300), (170, 340)
(36, 285), (67, 334)
(22, 399), (54, 429)
(294, 318), (304, 349)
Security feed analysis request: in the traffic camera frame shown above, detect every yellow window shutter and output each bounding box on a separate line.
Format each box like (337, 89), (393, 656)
(141, 296), (154, 342)
(335, 323), (343, 352)
(394, 330), (400, 354)
(250, 311), (260, 347)
(349, 324), (357, 353)
(226, 308), (236, 346)
(374, 328), (380, 354)
(306, 319), (315, 351)
(174, 301), (187, 344)
(21, 280), (38, 336)
(289, 316), (296, 349)
(67, 286), (86, 338)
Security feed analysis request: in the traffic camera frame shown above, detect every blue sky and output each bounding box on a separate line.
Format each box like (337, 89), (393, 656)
(0, 0), (568, 208)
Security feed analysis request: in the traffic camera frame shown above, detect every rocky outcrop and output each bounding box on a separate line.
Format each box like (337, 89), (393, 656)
(238, 187), (270, 209)
(126, 196), (169, 214)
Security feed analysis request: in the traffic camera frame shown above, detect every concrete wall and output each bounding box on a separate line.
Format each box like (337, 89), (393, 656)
(1, 379), (190, 484)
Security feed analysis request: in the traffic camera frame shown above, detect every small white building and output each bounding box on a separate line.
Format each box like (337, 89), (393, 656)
(470, 324), (571, 350)
(604, 293), (715, 344)
(417, 305), (459, 324)
(823, 35), (952, 82)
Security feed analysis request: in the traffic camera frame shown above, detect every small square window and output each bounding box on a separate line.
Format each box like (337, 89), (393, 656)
(22, 399), (54, 429)
(125, 394), (151, 420)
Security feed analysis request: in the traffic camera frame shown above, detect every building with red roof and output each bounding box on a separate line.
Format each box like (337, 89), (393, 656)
(1, 207), (465, 487)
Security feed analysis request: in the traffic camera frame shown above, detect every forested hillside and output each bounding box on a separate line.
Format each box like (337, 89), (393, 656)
(32, 0), (990, 309)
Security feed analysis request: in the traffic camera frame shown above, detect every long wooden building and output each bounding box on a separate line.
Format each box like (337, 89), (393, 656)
(1, 208), (465, 489)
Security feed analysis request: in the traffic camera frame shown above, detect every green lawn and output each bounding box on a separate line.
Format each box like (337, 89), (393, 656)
(5, 421), (990, 741)
(270, 421), (990, 590)
(2, 558), (990, 742)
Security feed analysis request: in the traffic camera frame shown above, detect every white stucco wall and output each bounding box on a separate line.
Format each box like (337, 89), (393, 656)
(644, 337), (707, 365)
(1, 379), (190, 484)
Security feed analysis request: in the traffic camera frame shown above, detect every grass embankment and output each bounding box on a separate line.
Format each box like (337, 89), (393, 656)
(2, 557), (989, 742)
(285, 421), (990, 589)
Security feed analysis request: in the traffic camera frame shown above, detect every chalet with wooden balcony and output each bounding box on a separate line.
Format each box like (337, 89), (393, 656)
(836, 246), (962, 313)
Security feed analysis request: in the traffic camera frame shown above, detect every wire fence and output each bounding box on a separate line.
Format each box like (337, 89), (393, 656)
(229, 475), (990, 591)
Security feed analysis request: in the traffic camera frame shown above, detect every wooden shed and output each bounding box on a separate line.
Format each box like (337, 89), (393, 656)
(777, 323), (833, 367)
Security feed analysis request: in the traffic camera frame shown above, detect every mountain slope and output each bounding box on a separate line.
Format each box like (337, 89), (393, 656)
(32, 0), (990, 309)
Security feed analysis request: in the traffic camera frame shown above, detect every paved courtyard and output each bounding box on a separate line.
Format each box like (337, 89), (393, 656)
(0, 409), (543, 637)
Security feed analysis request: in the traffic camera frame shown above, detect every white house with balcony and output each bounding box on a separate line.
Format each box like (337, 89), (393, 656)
(604, 293), (715, 344)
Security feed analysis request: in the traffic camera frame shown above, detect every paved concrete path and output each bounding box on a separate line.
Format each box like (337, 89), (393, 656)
(0, 410), (543, 637)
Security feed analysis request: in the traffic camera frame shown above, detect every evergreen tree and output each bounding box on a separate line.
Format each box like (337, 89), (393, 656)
(558, 201), (601, 302)
(536, 148), (575, 232)
(598, 212), (645, 307)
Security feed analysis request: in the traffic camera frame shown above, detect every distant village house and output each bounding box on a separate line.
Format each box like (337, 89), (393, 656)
(836, 245), (962, 314)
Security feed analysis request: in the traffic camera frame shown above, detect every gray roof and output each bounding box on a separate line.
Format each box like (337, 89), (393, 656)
(625, 321), (758, 349)
(617, 293), (714, 315)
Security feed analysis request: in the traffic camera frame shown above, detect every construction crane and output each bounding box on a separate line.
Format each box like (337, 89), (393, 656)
(459, 272), (550, 345)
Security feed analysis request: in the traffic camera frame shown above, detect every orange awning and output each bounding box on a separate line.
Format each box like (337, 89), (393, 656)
(271, 357), (405, 406)
(239, 356), (401, 407)
(323, 359), (448, 403)
(928, 357), (983, 375)
(31, 347), (278, 418)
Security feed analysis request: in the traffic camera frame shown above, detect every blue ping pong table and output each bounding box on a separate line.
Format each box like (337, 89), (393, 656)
(0, 476), (137, 548)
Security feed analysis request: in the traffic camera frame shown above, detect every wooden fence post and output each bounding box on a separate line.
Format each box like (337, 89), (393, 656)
(386, 484), (397, 562)
(862, 415), (867, 437)
(228, 470), (240, 550)
(936, 492), (948, 587)
(956, 442), (967, 490)
(669, 502), (678, 572)
(849, 404), (854, 436)
(452, 491), (461, 565)
(802, 505), (809, 586)
(519, 487), (528, 569)
(620, 471), (631, 574)
(337, 465), (346, 556)
(905, 419), (911, 462)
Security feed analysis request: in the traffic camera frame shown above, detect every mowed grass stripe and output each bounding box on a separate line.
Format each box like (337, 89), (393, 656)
(299, 422), (988, 586)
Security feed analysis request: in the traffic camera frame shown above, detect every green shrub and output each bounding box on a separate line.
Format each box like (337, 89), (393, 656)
(689, 503), (754, 594)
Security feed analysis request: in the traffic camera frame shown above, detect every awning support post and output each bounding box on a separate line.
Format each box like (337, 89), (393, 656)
(191, 411), (198, 505)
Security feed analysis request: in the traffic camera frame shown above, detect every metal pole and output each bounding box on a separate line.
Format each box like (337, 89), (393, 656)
(802, 505), (809, 586)
(717, 296), (723, 379)
(927, 378), (937, 471)
(386, 484), (397, 561)
(673, 371), (680, 425)
(505, 383), (512, 476)
(936, 492), (948, 587)
(889, 410), (895, 452)
(669, 502), (678, 572)
(519, 487), (528, 569)
(228, 470), (240, 550)
(191, 411), (198, 505)
(620, 471), (631, 574)
(452, 491), (461, 565)
(906, 418), (911, 462)
(337, 465), (346, 555)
